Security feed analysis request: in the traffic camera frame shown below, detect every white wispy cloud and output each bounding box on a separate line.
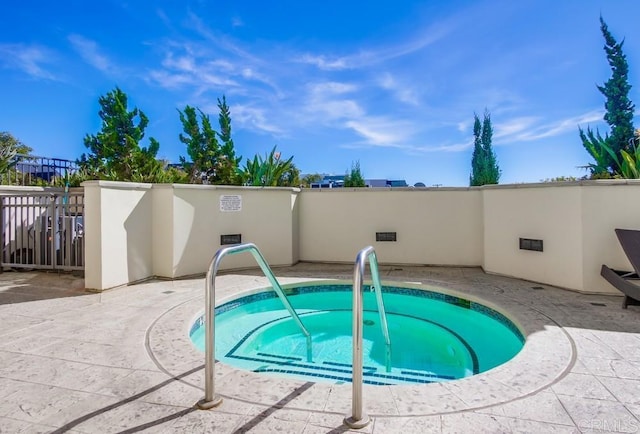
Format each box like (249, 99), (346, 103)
(148, 7), (600, 157)
(309, 81), (357, 95)
(146, 13), (447, 141)
(377, 73), (419, 106)
(161, 53), (197, 72)
(0, 44), (56, 80)
(187, 12), (259, 63)
(457, 121), (470, 133)
(302, 81), (364, 121)
(407, 140), (474, 153)
(525, 110), (604, 140)
(427, 141), (474, 152)
(68, 34), (116, 75)
(344, 118), (414, 148)
(147, 70), (194, 89)
(297, 21), (451, 70)
(494, 116), (539, 139)
(495, 110), (604, 143)
(401, 110), (605, 154)
(232, 104), (284, 135)
(299, 54), (349, 71)
(150, 49), (239, 90)
(148, 37), (281, 99)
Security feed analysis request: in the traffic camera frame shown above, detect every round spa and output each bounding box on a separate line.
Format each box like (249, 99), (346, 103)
(190, 283), (524, 385)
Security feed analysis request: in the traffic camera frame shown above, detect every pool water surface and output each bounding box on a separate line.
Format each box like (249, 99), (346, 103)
(190, 284), (524, 385)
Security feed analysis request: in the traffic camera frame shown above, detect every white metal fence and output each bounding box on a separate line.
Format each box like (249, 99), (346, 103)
(0, 191), (84, 271)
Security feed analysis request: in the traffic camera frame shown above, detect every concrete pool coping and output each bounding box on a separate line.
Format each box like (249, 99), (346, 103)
(150, 278), (574, 416)
(1, 264), (640, 432)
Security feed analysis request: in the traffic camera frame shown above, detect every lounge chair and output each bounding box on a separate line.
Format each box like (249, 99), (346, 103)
(601, 228), (640, 308)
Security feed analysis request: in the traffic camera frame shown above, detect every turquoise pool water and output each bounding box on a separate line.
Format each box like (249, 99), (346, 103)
(190, 284), (524, 385)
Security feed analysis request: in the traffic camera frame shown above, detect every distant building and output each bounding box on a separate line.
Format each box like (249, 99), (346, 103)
(309, 175), (408, 188)
(365, 179), (387, 188)
(310, 175), (345, 188)
(385, 180), (408, 187)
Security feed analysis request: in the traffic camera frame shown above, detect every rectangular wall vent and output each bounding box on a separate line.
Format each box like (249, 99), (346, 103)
(376, 232), (397, 242)
(519, 238), (543, 252)
(220, 234), (242, 245)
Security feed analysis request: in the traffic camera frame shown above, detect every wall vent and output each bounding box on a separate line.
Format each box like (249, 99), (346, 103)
(220, 234), (242, 245)
(376, 232), (397, 242)
(519, 238), (543, 252)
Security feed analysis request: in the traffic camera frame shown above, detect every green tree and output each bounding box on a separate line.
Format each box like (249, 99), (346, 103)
(470, 110), (500, 186)
(241, 146), (295, 186)
(0, 132), (33, 178)
(79, 87), (165, 182)
(178, 97), (242, 185)
(470, 115), (485, 186)
(216, 96), (242, 185)
(280, 163), (301, 187)
(301, 173), (322, 187)
(344, 160), (365, 187)
(178, 105), (220, 184)
(581, 17), (636, 174)
(0, 132), (32, 156)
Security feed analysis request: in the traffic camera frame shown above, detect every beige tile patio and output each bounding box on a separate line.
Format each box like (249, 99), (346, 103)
(3, 265), (640, 432)
(557, 395), (638, 433)
(551, 373), (617, 401)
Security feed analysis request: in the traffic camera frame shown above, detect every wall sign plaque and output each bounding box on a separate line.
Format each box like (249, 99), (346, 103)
(220, 195), (242, 212)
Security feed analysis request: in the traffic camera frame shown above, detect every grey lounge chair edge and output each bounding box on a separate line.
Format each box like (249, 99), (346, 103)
(601, 228), (640, 309)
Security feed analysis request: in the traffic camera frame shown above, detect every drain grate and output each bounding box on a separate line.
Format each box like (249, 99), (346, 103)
(162, 290), (175, 294)
(531, 286), (544, 290)
(590, 302), (606, 307)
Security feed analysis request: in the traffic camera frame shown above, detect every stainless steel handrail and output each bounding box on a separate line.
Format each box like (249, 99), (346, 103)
(197, 242), (312, 410)
(344, 246), (392, 429)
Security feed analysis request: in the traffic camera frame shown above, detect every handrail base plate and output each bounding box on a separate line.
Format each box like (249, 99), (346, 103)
(197, 396), (223, 410)
(344, 414), (371, 429)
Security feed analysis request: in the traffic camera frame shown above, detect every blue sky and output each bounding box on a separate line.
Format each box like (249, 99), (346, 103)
(2, 1), (640, 186)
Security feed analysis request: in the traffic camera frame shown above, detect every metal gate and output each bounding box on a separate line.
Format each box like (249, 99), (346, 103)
(0, 191), (84, 271)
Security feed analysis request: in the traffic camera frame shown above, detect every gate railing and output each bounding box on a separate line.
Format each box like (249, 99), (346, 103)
(0, 190), (84, 271)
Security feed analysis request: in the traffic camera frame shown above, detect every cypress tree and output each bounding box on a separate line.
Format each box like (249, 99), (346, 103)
(470, 114), (485, 186)
(580, 17), (635, 173)
(216, 96), (242, 185)
(470, 110), (500, 186)
(481, 110), (500, 184)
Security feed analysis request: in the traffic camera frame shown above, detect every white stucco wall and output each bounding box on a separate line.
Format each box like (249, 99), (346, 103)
(482, 184), (584, 291)
(581, 181), (640, 294)
(162, 185), (299, 278)
(80, 180), (640, 294)
(151, 185), (174, 278)
(298, 188), (484, 265)
(83, 181), (153, 291)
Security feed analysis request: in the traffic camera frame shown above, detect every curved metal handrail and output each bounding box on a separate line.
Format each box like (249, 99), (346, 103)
(197, 242), (312, 410)
(345, 246), (391, 429)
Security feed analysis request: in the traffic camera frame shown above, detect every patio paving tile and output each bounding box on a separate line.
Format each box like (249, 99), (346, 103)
(439, 411), (579, 433)
(557, 395), (639, 433)
(597, 376), (640, 405)
(1, 266), (640, 432)
(551, 373), (617, 401)
(475, 390), (575, 426)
